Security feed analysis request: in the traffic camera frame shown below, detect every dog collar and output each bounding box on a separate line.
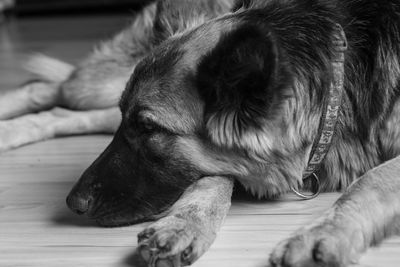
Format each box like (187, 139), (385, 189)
(291, 24), (348, 200)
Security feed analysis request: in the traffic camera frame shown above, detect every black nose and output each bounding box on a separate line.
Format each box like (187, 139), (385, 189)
(66, 193), (93, 215)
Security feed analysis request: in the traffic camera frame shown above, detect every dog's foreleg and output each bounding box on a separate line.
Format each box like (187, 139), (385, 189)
(0, 55), (75, 120)
(0, 107), (120, 152)
(269, 156), (400, 267)
(0, 82), (60, 120)
(137, 176), (234, 267)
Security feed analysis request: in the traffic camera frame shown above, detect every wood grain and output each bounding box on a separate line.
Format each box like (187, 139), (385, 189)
(0, 14), (399, 267)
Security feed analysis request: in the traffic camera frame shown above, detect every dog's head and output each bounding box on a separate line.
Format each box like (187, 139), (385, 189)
(67, 8), (341, 226)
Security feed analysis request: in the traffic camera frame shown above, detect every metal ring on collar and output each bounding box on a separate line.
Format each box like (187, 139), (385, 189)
(290, 173), (321, 200)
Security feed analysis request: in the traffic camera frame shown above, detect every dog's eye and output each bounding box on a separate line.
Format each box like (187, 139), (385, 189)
(137, 117), (157, 132)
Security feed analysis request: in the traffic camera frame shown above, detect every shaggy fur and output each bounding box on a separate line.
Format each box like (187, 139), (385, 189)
(2, 0), (400, 267)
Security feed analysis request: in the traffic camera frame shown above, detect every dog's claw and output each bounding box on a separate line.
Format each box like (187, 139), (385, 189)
(180, 246), (193, 266)
(138, 228), (156, 243)
(139, 244), (179, 267)
(137, 216), (215, 267)
(181, 246), (192, 260)
(268, 220), (364, 267)
(149, 247), (160, 252)
(139, 238), (182, 267)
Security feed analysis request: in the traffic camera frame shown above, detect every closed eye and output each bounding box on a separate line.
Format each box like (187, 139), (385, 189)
(137, 117), (157, 132)
(136, 115), (171, 135)
(126, 105), (177, 135)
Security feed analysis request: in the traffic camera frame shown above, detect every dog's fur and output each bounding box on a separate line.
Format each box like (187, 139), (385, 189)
(2, 0), (400, 266)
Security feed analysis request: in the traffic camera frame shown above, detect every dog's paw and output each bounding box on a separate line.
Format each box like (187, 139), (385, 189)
(269, 222), (364, 267)
(137, 216), (215, 267)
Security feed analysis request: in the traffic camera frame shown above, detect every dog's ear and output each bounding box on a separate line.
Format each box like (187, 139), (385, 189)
(197, 24), (291, 138)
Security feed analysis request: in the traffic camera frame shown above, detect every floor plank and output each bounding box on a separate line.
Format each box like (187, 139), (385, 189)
(0, 13), (399, 267)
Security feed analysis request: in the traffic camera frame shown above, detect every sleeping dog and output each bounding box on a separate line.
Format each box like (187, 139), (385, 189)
(2, 0), (400, 266)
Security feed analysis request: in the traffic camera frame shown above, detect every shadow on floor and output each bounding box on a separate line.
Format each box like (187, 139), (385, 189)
(51, 205), (99, 227)
(122, 249), (148, 267)
(232, 181), (282, 203)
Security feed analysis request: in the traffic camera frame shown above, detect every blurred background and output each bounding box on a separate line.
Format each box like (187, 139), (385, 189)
(0, 0), (154, 90)
(0, 0), (152, 17)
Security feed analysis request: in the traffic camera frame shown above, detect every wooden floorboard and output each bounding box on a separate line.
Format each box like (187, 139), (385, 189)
(0, 13), (399, 267)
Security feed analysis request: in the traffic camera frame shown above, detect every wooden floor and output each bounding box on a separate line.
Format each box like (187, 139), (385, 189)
(1, 14), (400, 267)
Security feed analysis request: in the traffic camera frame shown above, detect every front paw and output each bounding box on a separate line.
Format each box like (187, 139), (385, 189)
(269, 221), (364, 267)
(137, 216), (215, 267)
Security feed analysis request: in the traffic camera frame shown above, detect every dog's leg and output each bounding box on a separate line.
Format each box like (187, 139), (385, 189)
(0, 107), (120, 152)
(1, 3), (156, 120)
(269, 156), (400, 267)
(0, 55), (75, 120)
(137, 176), (234, 267)
(0, 81), (60, 120)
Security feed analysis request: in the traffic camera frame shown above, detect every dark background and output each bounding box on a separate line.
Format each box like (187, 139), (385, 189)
(6, 0), (153, 16)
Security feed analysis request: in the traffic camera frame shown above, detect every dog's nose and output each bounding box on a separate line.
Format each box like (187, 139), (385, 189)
(66, 193), (92, 215)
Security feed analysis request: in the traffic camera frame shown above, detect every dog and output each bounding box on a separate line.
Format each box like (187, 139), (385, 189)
(0, 0), (234, 151)
(2, 0), (400, 267)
